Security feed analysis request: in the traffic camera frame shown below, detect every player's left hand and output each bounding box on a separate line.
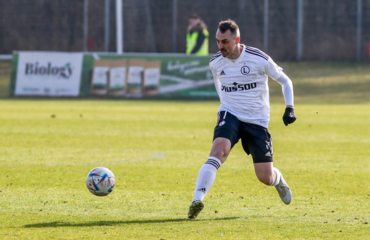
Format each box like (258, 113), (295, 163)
(282, 107), (296, 126)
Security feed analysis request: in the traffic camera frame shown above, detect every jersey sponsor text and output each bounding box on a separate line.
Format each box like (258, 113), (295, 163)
(221, 82), (257, 92)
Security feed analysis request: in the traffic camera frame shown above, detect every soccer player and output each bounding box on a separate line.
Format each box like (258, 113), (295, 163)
(188, 19), (297, 219)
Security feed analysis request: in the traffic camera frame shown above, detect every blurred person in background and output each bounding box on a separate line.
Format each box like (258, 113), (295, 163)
(186, 14), (209, 55)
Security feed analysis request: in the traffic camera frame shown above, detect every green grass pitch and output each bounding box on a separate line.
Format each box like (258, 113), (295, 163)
(0, 100), (369, 239)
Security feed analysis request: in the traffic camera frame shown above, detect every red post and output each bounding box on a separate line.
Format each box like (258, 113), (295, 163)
(88, 37), (93, 51)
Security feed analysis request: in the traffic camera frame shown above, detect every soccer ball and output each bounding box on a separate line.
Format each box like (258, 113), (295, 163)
(86, 167), (116, 196)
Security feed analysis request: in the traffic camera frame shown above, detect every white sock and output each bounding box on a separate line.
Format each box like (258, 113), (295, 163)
(192, 157), (222, 202)
(270, 167), (281, 186)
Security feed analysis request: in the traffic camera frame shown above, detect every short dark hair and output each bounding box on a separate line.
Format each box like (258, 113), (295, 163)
(189, 13), (200, 20)
(218, 19), (239, 36)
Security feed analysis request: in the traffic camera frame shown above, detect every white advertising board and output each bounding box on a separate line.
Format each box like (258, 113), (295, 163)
(127, 66), (143, 84)
(109, 67), (126, 90)
(144, 68), (160, 87)
(15, 52), (83, 96)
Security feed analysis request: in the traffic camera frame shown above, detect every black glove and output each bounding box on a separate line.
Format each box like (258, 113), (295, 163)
(282, 107), (296, 126)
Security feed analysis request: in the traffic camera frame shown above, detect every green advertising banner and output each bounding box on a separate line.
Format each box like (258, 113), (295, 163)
(10, 52), (219, 99)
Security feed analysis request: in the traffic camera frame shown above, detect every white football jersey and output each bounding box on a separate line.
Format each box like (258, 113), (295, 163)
(209, 44), (283, 128)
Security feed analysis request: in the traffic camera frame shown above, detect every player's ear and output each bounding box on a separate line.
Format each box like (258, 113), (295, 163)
(236, 37), (240, 44)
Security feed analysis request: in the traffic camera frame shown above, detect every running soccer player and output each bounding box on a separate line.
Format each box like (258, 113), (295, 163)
(188, 19), (297, 219)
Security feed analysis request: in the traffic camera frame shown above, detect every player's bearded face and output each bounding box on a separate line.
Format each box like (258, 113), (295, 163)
(216, 30), (238, 58)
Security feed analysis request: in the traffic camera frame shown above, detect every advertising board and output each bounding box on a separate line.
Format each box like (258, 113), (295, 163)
(14, 52), (83, 96)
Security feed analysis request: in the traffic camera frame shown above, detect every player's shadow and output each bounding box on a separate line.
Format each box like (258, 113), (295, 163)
(23, 217), (239, 228)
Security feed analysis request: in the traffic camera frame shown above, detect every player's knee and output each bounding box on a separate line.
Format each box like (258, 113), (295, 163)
(257, 173), (274, 185)
(210, 138), (231, 162)
(209, 148), (229, 162)
(211, 149), (228, 160)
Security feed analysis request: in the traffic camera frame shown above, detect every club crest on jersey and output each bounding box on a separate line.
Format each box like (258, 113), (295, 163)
(241, 66), (250, 75)
(221, 82), (257, 92)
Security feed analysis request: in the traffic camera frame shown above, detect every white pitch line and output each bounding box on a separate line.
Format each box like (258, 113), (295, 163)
(159, 77), (214, 94)
(39, 148), (166, 167)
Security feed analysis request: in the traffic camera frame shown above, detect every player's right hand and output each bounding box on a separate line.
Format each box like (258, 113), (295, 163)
(282, 107), (297, 126)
